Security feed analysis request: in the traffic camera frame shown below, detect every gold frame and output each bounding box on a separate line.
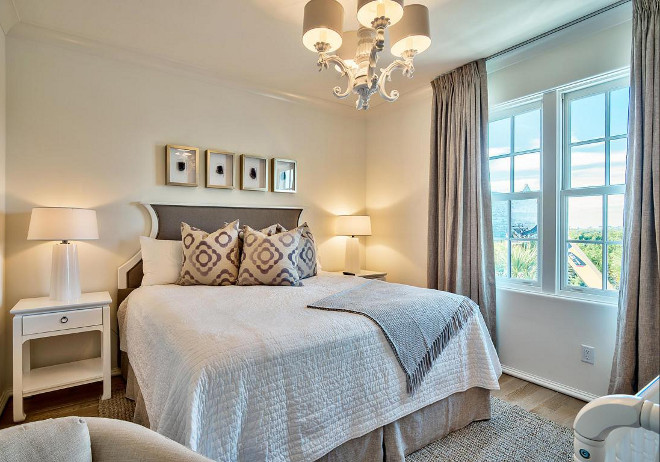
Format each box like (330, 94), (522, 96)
(271, 158), (298, 193)
(240, 154), (269, 191)
(166, 144), (199, 187)
(205, 150), (235, 189)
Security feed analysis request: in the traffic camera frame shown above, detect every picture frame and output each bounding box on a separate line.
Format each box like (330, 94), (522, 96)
(272, 158), (297, 193)
(166, 145), (199, 186)
(240, 154), (268, 191)
(206, 150), (235, 189)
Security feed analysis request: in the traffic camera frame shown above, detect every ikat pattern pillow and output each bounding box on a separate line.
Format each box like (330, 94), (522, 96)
(237, 226), (302, 286)
(176, 220), (241, 286)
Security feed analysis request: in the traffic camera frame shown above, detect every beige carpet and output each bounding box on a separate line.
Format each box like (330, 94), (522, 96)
(100, 392), (573, 461)
(98, 385), (135, 423)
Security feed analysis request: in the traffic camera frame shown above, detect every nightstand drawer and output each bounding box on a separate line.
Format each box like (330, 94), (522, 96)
(23, 307), (103, 335)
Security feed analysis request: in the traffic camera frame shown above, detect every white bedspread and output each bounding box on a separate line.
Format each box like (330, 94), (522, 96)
(121, 273), (501, 462)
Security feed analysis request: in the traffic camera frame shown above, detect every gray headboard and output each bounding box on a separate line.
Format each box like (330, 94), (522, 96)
(117, 203), (303, 297)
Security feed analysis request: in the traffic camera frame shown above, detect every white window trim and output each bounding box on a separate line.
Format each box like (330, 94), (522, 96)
(489, 68), (629, 304)
(490, 99), (543, 289)
(558, 76), (629, 300)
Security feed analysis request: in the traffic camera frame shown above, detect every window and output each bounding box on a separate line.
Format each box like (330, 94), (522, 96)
(489, 102), (542, 284)
(488, 70), (629, 301)
(561, 81), (629, 295)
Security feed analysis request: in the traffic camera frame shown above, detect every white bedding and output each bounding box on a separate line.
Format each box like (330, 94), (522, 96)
(120, 272), (501, 462)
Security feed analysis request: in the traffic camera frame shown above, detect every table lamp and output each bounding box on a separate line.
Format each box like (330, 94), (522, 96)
(336, 215), (371, 274)
(28, 207), (99, 302)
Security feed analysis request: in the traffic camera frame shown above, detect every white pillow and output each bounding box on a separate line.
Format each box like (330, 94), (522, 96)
(139, 236), (183, 286)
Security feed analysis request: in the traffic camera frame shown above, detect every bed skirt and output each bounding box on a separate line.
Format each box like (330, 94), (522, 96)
(121, 353), (491, 462)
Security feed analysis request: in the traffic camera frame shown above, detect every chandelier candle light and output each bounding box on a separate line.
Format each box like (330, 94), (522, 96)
(302, 0), (431, 110)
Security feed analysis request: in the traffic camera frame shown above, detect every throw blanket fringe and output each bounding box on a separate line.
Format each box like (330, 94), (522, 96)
(406, 299), (474, 394)
(308, 280), (477, 395)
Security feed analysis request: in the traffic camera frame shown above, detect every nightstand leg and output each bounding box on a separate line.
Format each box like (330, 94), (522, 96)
(22, 341), (30, 373)
(12, 317), (25, 422)
(101, 305), (111, 400)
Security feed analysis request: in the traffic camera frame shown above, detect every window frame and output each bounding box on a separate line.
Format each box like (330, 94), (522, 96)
(558, 77), (629, 299)
(489, 99), (543, 289)
(488, 68), (629, 304)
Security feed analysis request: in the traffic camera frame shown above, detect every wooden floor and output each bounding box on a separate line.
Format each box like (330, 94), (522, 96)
(492, 374), (587, 427)
(0, 374), (586, 430)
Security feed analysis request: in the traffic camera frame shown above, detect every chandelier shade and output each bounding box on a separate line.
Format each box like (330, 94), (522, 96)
(302, 0), (344, 53)
(357, 0), (404, 28)
(336, 30), (359, 67)
(390, 4), (431, 57)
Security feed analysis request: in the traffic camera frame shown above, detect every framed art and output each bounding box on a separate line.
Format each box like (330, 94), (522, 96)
(206, 150), (235, 189)
(166, 145), (199, 186)
(272, 158), (297, 193)
(240, 154), (268, 191)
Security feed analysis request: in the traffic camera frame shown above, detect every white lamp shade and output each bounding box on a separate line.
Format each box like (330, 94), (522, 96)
(357, 0), (404, 28)
(303, 0), (344, 53)
(336, 30), (358, 67)
(28, 207), (99, 241)
(390, 4), (431, 57)
(336, 215), (372, 236)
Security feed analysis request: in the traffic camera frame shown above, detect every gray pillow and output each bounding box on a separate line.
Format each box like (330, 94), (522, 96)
(0, 417), (92, 462)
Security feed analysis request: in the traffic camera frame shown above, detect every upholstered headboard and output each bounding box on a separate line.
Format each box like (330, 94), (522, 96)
(117, 203), (303, 298)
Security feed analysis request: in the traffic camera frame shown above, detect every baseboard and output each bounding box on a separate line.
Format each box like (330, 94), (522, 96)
(0, 367), (123, 416)
(501, 365), (599, 402)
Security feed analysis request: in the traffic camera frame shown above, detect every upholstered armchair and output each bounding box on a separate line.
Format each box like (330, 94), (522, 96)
(0, 416), (211, 461)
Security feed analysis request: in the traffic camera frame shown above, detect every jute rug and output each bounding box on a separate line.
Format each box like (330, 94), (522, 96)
(100, 392), (573, 461)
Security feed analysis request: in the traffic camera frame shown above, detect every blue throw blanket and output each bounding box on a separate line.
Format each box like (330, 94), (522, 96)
(308, 280), (476, 394)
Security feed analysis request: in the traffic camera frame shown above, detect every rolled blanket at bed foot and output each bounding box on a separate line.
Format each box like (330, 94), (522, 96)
(308, 280), (478, 394)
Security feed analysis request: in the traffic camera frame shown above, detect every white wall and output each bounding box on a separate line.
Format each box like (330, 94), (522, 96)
(4, 34), (367, 382)
(365, 19), (631, 397)
(365, 89), (432, 287)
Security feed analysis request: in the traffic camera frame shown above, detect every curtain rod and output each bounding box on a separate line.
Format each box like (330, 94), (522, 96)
(486, 0), (631, 61)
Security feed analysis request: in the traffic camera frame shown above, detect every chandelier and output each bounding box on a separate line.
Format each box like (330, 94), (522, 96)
(302, 0), (431, 110)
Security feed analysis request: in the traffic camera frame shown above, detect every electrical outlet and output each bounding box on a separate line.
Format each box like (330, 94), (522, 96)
(581, 345), (595, 365)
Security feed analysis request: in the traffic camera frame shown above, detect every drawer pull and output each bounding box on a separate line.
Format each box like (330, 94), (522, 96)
(60, 316), (69, 324)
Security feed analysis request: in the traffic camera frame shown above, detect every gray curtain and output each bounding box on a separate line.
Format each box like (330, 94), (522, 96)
(609, 0), (660, 395)
(428, 59), (496, 344)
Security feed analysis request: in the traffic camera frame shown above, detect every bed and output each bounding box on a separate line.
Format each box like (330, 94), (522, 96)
(117, 203), (502, 462)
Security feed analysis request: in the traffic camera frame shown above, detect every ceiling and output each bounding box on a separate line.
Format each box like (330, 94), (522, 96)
(6, 0), (620, 108)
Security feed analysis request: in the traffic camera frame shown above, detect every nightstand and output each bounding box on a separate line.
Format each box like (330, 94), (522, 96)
(11, 292), (112, 422)
(333, 270), (388, 281)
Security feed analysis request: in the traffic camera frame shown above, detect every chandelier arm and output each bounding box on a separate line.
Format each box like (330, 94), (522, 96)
(317, 53), (356, 99)
(377, 58), (415, 103)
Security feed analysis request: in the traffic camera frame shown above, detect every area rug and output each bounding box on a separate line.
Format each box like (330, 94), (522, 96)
(98, 384), (135, 422)
(99, 393), (573, 461)
(406, 398), (573, 462)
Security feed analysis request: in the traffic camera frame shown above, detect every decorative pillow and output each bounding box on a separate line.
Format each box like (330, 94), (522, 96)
(279, 223), (318, 279)
(139, 237), (183, 286)
(237, 226), (302, 286)
(177, 221), (241, 286)
(233, 223), (283, 241)
(0, 417), (92, 462)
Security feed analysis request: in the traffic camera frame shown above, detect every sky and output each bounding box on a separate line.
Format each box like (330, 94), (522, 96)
(488, 87), (629, 232)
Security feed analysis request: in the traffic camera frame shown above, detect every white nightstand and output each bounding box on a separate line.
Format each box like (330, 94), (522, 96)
(11, 291), (112, 422)
(332, 270), (388, 281)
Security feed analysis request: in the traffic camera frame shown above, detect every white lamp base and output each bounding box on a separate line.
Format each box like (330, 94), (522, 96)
(345, 236), (361, 275)
(50, 242), (81, 302)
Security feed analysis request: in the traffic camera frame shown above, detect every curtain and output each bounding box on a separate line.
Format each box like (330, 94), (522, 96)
(428, 59), (497, 343)
(609, 0), (660, 394)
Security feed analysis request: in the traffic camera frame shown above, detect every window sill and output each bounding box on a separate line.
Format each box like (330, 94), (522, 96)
(495, 284), (619, 307)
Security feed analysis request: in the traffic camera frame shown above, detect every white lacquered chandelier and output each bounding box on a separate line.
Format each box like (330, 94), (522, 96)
(302, 0), (431, 110)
